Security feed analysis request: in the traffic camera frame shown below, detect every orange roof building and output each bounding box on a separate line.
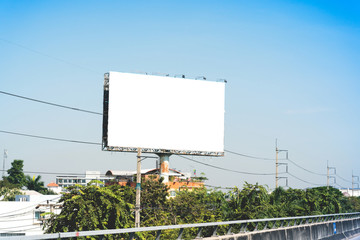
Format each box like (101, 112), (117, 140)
(47, 182), (59, 187)
(46, 182), (61, 194)
(105, 168), (204, 197)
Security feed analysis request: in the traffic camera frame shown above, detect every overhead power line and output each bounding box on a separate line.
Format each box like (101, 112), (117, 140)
(0, 169), (88, 176)
(287, 172), (323, 186)
(0, 130), (278, 176)
(0, 196), (60, 217)
(1, 226), (41, 233)
(0, 223), (42, 230)
(0, 39), (355, 188)
(225, 149), (275, 161)
(0, 130), (101, 145)
(0, 37), (101, 74)
(179, 155), (282, 176)
(334, 182), (347, 189)
(335, 174), (353, 184)
(0, 217), (36, 222)
(287, 158), (327, 176)
(204, 184), (235, 190)
(0, 129), (353, 189)
(0, 90), (102, 115)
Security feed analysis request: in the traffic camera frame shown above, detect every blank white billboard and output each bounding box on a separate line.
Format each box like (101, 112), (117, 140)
(102, 71), (225, 156)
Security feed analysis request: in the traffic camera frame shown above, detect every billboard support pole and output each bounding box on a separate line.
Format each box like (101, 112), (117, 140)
(157, 154), (171, 183)
(135, 148), (142, 228)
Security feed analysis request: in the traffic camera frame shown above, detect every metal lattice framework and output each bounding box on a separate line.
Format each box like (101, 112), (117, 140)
(102, 146), (224, 156)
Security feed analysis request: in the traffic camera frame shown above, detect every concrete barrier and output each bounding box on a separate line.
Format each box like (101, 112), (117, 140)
(202, 218), (360, 240)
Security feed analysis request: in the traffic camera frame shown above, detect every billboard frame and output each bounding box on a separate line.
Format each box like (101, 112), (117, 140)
(102, 72), (225, 157)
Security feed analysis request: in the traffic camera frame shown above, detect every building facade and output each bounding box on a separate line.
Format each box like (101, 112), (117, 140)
(56, 171), (114, 190)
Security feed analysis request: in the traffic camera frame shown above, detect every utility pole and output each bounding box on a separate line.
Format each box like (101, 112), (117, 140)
(327, 161), (336, 190)
(277, 176), (289, 187)
(2, 150), (7, 178)
(275, 139), (279, 188)
(327, 161), (329, 188)
(135, 148), (141, 228)
(352, 171), (359, 197)
(275, 139), (288, 188)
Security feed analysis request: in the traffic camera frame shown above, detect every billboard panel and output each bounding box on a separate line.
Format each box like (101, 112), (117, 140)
(102, 72), (225, 156)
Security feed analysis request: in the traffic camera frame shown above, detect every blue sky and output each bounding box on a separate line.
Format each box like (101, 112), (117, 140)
(0, 0), (359, 189)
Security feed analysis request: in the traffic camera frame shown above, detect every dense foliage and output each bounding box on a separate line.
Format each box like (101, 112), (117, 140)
(0, 186), (22, 201)
(1, 160), (56, 200)
(45, 181), (134, 238)
(6, 159), (26, 187)
(44, 178), (360, 239)
(24, 175), (55, 195)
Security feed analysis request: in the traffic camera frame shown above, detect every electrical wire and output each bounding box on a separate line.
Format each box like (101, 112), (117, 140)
(0, 130), (281, 176)
(0, 90), (102, 115)
(0, 204), (60, 219)
(335, 174), (353, 184)
(179, 155), (283, 176)
(0, 169), (87, 176)
(0, 130), (101, 145)
(0, 129), (353, 189)
(286, 159), (352, 187)
(286, 172), (323, 186)
(0, 209), (35, 219)
(287, 158), (327, 176)
(0, 39), (356, 189)
(334, 182), (347, 189)
(0, 223), (43, 230)
(0, 196), (60, 217)
(204, 184), (235, 190)
(0, 37), (101, 74)
(0, 217), (39, 222)
(223, 149), (352, 188)
(0, 226), (41, 233)
(225, 149), (275, 161)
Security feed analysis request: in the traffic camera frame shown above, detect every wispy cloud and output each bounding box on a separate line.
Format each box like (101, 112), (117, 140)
(285, 107), (334, 115)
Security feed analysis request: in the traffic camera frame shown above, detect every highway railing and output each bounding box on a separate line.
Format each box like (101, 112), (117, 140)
(5, 212), (360, 240)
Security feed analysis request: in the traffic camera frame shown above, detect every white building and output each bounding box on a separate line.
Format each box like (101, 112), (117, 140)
(0, 193), (61, 237)
(15, 190), (59, 202)
(56, 171), (114, 190)
(46, 182), (62, 194)
(339, 188), (360, 197)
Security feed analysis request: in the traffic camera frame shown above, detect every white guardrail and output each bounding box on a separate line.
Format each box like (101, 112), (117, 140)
(5, 212), (360, 240)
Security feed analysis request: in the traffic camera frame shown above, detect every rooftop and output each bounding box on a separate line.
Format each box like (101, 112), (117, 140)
(47, 182), (59, 187)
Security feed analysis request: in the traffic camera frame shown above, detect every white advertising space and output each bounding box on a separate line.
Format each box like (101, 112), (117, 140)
(106, 72), (225, 154)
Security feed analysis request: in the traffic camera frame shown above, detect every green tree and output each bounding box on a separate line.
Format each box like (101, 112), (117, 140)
(25, 175), (46, 192)
(6, 159), (26, 187)
(0, 177), (19, 189)
(269, 186), (352, 217)
(348, 197), (360, 212)
(192, 172), (208, 182)
(227, 182), (271, 221)
(39, 188), (57, 195)
(169, 187), (210, 224)
(0, 177), (22, 201)
(0, 187), (22, 201)
(140, 177), (170, 227)
(42, 178), (358, 239)
(270, 187), (306, 217)
(167, 187), (227, 238)
(304, 186), (346, 214)
(44, 181), (133, 237)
